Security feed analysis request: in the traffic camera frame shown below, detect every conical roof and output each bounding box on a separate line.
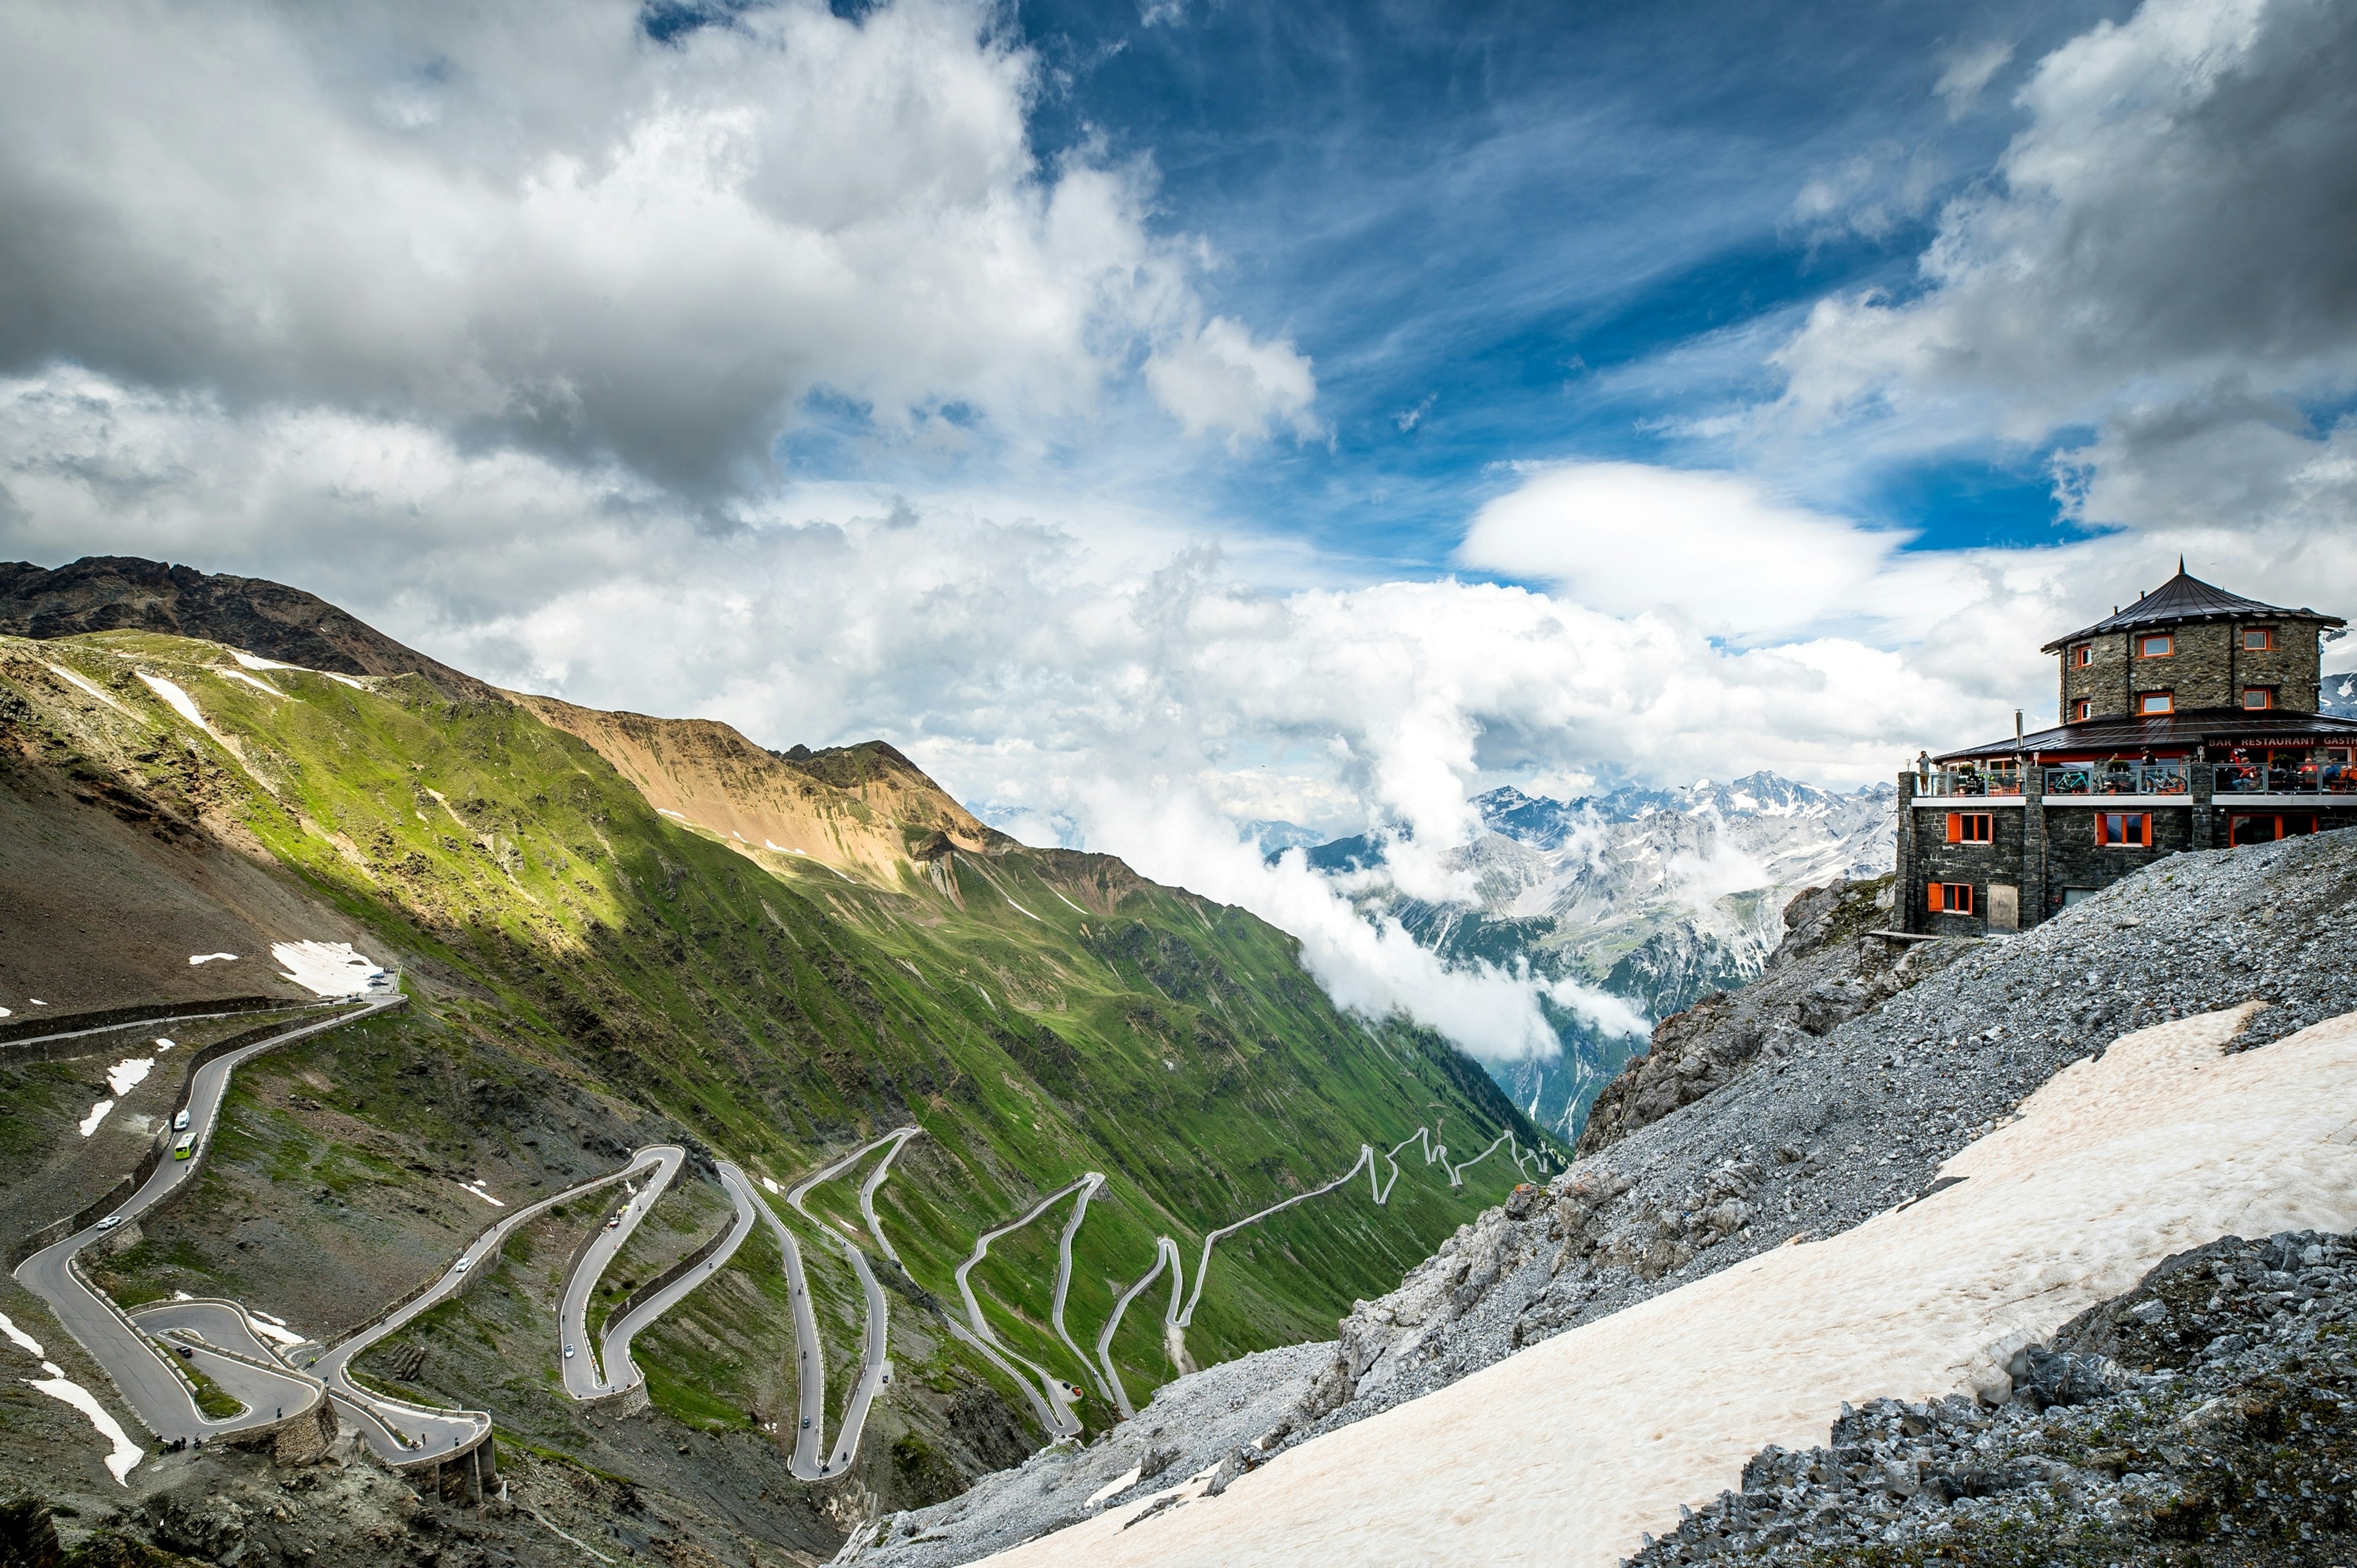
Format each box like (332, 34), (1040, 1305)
(2040, 564), (2345, 653)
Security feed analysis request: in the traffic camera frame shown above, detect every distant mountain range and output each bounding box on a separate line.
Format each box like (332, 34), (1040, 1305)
(2324, 665), (2357, 719)
(1292, 771), (1897, 1140)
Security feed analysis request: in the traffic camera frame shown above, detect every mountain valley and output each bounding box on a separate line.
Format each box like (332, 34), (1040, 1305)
(1296, 774), (1895, 1140)
(0, 560), (1550, 1566)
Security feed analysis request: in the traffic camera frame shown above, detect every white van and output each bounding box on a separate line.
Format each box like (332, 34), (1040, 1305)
(172, 1109), (191, 1133)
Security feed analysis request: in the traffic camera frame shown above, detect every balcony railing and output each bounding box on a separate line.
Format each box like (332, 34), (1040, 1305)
(2043, 763), (2189, 797)
(1918, 770), (2022, 798)
(2209, 761), (2357, 796)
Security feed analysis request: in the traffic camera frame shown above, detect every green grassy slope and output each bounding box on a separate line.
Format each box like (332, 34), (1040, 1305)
(0, 628), (1558, 1464)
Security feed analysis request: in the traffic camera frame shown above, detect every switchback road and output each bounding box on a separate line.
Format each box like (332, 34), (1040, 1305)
(309, 1146), (670, 1460)
(556, 1146), (684, 1397)
(12, 997), (400, 1446)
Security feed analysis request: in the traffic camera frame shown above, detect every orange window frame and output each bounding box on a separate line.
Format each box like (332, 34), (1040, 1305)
(2073, 644), (2092, 667)
(2243, 627), (2276, 651)
(1946, 812), (1993, 844)
(2138, 633), (2173, 658)
(2096, 811), (2152, 848)
(2243, 687), (2276, 710)
(2138, 690), (2174, 715)
(2072, 698), (2092, 722)
(1926, 882), (1975, 914)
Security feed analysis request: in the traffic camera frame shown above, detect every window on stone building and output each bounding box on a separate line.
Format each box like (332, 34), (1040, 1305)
(2138, 690), (2174, 715)
(2242, 687), (2275, 710)
(2243, 627), (2276, 651)
(1926, 882), (1974, 914)
(2073, 698), (2092, 722)
(1946, 813), (1992, 844)
(2073, 644), (2092, 667)
(2231, 814), (2316, 846)
(2139, 633), (2173, 657)
(2096, 812), (2151, 847)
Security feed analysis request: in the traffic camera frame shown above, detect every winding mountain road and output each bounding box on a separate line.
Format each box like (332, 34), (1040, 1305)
(555, 1146), (684, 1397)
(309, 1145), (670, 1459)
(950, 1174), (1100, 1440)
(589, 1161), (760, 1400)
(756, 1126), (920, 1478)
(11, 997), (400, 1447)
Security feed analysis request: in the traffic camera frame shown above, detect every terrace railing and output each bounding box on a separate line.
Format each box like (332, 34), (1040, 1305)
(1919, 770), (2022, 798)
(2208, 761), (2357, 796)
(2043, 762), (2189, 798)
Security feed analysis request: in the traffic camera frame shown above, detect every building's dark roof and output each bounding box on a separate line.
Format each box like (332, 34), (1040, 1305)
(2039, 565), (2345, 653)
(1935, 707), (2357, 763)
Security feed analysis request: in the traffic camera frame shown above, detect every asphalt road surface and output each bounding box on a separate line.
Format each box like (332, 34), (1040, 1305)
(950, 1174), (1099, 1441)
(308, 1145), (670, 1461)
(756, 1127), (919, 1480)
(591, 1161), (760, 1397)
(11, 998), (399, 1445)
(556, 1146), (684, 1397)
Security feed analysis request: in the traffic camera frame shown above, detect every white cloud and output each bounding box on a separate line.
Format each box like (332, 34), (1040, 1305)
(1454, 463), (1905, 636)
(0, 0), (1306, 487)
(1775, 0), (2357, 440)
(1144, 317), (1324, 446)
(1932, 39), (2014, 118)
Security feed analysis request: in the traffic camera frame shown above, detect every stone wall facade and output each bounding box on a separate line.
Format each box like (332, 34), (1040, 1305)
(2056, 617), (2328, 722)
(1911, 805), (2026, 937)
(1900, 786), (2357, 933)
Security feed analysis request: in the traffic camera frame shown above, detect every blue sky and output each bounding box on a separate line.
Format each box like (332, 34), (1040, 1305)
(835, 0), (2139, 570)
(3, 0), (2353, 1057)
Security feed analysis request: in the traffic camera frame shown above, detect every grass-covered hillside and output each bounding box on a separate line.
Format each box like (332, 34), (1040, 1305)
(0, 620), (1554, 1530)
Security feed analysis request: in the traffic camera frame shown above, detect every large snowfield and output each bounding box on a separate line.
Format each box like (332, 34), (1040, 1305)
(984, 1002), (2357, 1568)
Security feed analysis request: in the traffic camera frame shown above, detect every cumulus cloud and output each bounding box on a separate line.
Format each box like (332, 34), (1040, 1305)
(1762, 0), (2357, 640)
(0, 0), (1310, 490)
(1455, 463), (1905, 637)
(1776, 0), (2357, 436)
(1144, 317), (1323, 446)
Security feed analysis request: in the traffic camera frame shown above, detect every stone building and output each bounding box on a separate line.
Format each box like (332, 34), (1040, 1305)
(1899, 565), (2356, 935)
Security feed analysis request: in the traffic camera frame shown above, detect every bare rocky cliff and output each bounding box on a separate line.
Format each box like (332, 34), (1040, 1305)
(0, 557), (501, 702)
(1574, 875), (1967, 1157)
(515, 693), (1014, 882)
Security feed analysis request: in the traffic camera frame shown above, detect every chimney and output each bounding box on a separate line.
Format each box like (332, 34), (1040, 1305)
(2014, 710), (2024, 751)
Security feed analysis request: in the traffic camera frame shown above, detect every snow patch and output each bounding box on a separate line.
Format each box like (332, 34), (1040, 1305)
(270, 940), (381, 997)
(0, 1312), (45, 1358)
(1003, 895), (1043, 922)
(188, 952), (238, 965)
(231, 651), (300, 671)
(246, 1318), (305, 1348)
(78, 1100), (115, 1137)
(104, 1057), (154, 1097)
(457, 1180), (506, 1208)
(1086, 1465), (1144, 1508)
(26, 1364), (144, 1483)
(214, 666), (285, 698)
(136, 671), (218, 737)
(765, 839), (786, 851)
(761, 1176), (782, 1195)
(322, 671), (368, 690)
(44, 663), (134, 717)
(154, 1038), (176, 1052)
